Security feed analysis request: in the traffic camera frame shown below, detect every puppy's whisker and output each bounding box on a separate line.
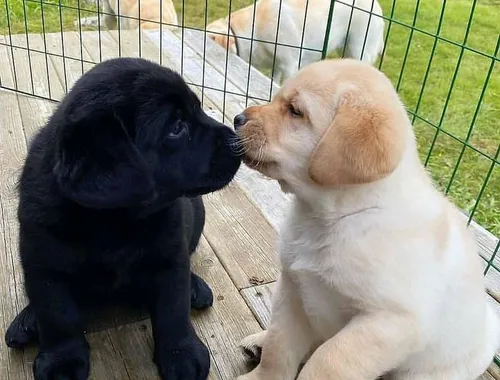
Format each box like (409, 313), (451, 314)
(229, 142), (250, 155)
(233, 136), (256, 146)
(228, 135), (254, 147)
(255, 138), (266, 165)
(229, 136), (258, 156)
(245, 138), (264, 167)
(258, 143), (265, 162)
(248, 144), (261, 167)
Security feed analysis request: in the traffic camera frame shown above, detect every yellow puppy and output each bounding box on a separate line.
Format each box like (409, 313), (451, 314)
(234, 59), (500, 380)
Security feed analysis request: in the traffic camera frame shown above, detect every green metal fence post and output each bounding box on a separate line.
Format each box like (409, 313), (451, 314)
(321, 0), (336, 59)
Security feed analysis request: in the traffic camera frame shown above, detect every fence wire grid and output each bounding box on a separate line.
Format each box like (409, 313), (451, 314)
(0, 0), (499, 368)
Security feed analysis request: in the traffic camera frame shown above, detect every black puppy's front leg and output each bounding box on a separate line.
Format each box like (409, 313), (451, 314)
(24, 268), (89, 380)
(149, 260), (210, 380)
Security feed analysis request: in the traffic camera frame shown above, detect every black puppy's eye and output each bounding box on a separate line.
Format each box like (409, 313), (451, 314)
(289, 104), (302, 117)
(168, 123), (187, 138)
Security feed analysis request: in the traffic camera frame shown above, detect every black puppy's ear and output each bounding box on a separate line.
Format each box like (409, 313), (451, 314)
(54, 110), (156, 209)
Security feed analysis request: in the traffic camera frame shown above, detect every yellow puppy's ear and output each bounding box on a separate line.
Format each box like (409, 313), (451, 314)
(308, 94), (406, 187)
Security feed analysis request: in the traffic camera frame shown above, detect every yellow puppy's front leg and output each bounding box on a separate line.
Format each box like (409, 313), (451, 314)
(237, 272), (317, 380)
(297, 312), (419, 380)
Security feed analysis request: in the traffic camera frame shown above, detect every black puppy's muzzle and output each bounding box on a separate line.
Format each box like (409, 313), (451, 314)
(233, 113), (248, 131)
(205, 117), (242, 159)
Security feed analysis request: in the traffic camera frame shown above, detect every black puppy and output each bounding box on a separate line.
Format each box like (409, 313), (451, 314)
(5, 58), (241, 380)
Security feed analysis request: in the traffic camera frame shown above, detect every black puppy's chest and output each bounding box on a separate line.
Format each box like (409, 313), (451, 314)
(64, 212), (189, 301)
(70, 237), (187, 307)
(75, 247), (143, 296)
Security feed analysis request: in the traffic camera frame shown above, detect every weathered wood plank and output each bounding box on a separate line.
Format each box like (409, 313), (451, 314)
(468, 215), (500, 270)
(0, 200), (28, 380)
(107, 29), (160, 63)
(235, 168), (290, 230)
(86, 330), (132, 380)
(191, 235), (261, 378)
(103, 319), (220, 380)
(487, 362), (500, 379)
(44, 29), (120, 64)
(481, 371), (496, 380)
(17, 96), (57, 142)
(38, 29), (92, 62)
(6, 34), (65, 100)
(0, 90), (30, 380)
(104, 320), (162, 380)
(203, 182), (278, 289)
(177, 28), (279, 102)
(0, 91), (28, 311)
(24, 33), (67, 100)
(0, 36), (16, 90)
(43, 32), (95, 93)
(240, 283), (276, 329)
(0, 50), (48, 376)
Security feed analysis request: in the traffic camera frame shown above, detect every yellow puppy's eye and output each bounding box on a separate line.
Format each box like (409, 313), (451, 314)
(289, 104), (302, 117)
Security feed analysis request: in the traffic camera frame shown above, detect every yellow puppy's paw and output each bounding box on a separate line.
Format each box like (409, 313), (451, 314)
(236, 375), (253, 380)
(239, 330), (267, 363)
(236, 369), (265, 380)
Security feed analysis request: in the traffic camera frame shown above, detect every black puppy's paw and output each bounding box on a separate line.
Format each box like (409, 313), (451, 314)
(155, 334), (210, 380)
(6, 305), (38, 348)
(191, 273), (213, 310)
(34, 339), (89, 380)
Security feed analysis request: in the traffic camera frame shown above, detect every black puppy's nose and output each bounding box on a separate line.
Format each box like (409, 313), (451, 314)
(233, 113), (247, 130)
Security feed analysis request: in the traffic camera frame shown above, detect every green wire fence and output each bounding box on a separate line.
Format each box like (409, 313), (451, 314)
(0, 0), (499, 369)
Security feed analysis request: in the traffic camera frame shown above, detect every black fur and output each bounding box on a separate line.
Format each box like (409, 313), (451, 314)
(5, 58), (241, 380)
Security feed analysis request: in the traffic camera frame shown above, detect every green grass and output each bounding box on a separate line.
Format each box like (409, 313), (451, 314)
(1, 0), (499, 235)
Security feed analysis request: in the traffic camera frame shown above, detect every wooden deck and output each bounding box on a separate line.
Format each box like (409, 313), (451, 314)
(0, 28), (499, 379)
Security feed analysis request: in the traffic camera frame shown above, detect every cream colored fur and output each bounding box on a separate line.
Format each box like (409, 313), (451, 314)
(76, 0), (178, 30)
(207, 0), (385, 84)
(236, 59), (500, 380)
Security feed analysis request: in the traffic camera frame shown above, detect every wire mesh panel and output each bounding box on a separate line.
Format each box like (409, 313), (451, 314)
(1, 0), (499, 368)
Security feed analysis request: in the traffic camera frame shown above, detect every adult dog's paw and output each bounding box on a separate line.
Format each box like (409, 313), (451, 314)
(5, 305), (38, 348)
(34, 339), (89, 380)
(155, 334), (210, 380)
(191, 273), (213, 309)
